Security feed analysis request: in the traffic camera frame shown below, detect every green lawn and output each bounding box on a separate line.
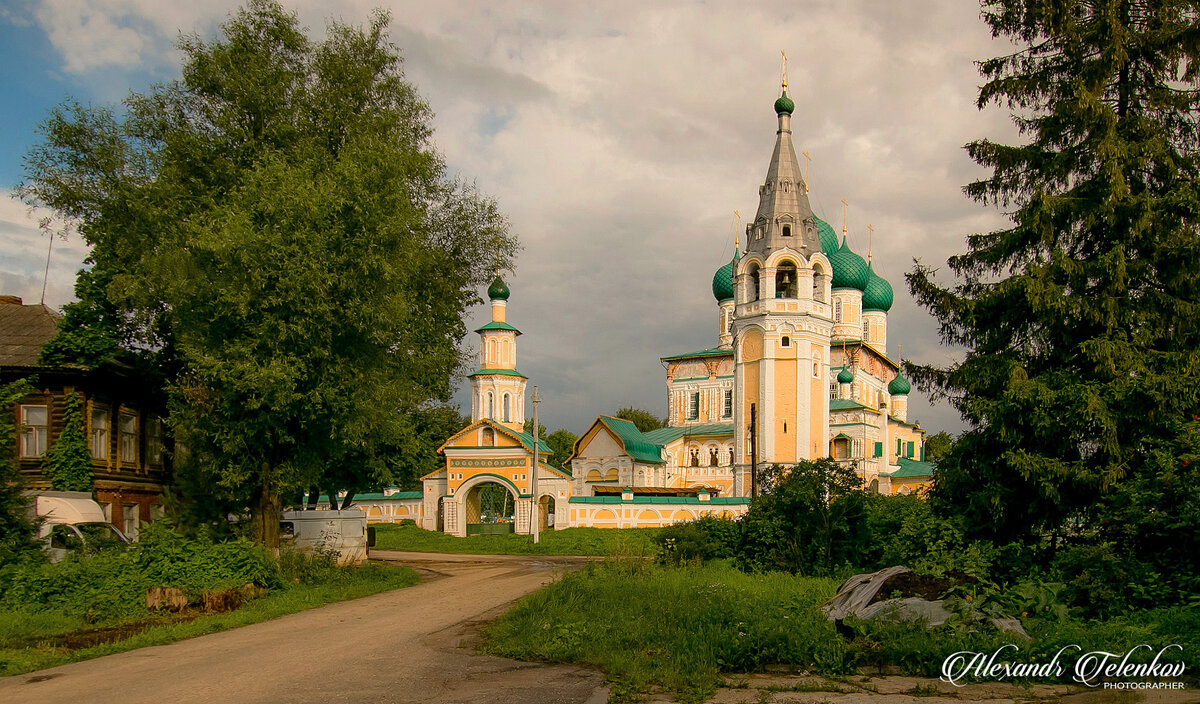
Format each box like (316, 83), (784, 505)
(482, 560), (1200, 704)
(0, 561), (419, 676)
(372, 522), (661, 556)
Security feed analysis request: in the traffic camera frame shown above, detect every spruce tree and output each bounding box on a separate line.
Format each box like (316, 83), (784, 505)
(908, 1), (1200, 591)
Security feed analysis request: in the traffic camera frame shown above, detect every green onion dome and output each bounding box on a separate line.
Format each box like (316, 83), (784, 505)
(774, 90), (795, 115)
(488, 275), (510, 301)
(888, 371), (911, 396)
(862, 263), (894, 312)
(711, 250), (740, 303)
(814, 216), (839, 255)
(837, 364), (855, 384)
(829, 236), (869, 291)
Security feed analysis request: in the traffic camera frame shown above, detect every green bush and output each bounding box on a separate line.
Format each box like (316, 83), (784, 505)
(0, 520), (280, 623)
(655, 515), (740, 566)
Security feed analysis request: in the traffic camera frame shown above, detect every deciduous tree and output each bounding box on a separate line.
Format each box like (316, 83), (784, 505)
(20, 1), (515, 547)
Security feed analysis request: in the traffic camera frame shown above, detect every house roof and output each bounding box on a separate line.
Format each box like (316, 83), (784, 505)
(660, 347), (733, 362)
(640, 423), (734, 444)
(883, 457), (936, 479)
(593, 416), (666, 464)
(0, 300), (60, 367)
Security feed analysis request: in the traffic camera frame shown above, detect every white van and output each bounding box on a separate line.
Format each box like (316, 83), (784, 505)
(26, 491), (130, 562)
(280, 509), (372, 565)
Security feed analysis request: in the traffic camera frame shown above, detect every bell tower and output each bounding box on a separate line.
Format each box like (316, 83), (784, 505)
(731, 67), (833, 477)
(470, 275), (528, 433)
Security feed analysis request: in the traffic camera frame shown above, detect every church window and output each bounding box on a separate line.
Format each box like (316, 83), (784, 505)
(487, 339), (496, 361)
(487, 392), (494, 419)
(829, 382), (838, 399)
(812, 264), (827, 303)
(688, 392), (700, 420)
(874, 441), (883, 457)
(782, 224), (791, 237)
(781, 335), (790, 347)
(502, 394), (511, 422)
(863, 320), (870, 340)
(722, 389), (732, 418)
(690, 448), (700, 467)
(812, 352), (821, 378)
(709, 448), (719, 466)
(749, 265), (761, 301)
(834, 300), (842, 322)
(775, 262), (797, 298)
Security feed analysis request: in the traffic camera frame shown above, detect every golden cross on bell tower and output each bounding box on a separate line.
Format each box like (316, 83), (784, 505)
(841, 199), (849, 237)
(781, 50), (788, 90)
(802, 150), (811, 195)
(867, 224), (874, 263)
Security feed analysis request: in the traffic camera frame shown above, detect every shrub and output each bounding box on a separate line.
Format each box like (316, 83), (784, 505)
(656, 516), (740, 566)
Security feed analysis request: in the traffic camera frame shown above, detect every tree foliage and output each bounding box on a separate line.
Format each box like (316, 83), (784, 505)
(19, 1), (516, 546)
(908, 0), (1200, 595)
(0, 380), (41, 565)
(615, 407), (665, 433)
(42, 392), (93, 493)
(523, 420), (578, 469)
(737, 460), (867, 576)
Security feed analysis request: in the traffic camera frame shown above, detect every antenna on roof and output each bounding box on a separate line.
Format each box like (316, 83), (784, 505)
(40, 234), (53, 305)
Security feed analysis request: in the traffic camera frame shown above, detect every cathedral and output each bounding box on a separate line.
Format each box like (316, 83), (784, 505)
(421, 79), (934, 535)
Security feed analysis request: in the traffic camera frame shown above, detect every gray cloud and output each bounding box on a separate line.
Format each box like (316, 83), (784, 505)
(11, 0), (1028, 438)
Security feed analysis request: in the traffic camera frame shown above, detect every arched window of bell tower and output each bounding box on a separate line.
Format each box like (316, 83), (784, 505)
(775, 261), (798, 298)
(812, 263), (828, 303)
(749, 265), (761, 302)
(486, 392), (494, 419)
(782, 224), (791, 237)
(502, 393), (511, 423)
(487, 339), (496, 362)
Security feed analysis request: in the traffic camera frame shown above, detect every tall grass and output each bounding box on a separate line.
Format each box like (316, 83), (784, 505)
(483, 560), (846, 702)
(372, 523), (660, 556)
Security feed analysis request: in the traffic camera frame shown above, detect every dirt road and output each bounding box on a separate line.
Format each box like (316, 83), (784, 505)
(0, 551), (608, 704)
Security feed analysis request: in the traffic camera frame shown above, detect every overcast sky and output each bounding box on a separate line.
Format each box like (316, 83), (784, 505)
(0, 0), (1022, 437)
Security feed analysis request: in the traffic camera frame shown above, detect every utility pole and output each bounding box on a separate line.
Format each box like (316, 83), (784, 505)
(749, 403), (758, 499)
(531, 385), (540, 544)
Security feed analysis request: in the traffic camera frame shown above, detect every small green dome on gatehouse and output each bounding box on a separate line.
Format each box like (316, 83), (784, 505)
(488, 275), (510, 301)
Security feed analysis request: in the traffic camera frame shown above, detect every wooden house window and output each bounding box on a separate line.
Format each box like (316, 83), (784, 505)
(119, 412), (138, 465)
(19, 405), (48, 457)
(90, 408), (109, 460)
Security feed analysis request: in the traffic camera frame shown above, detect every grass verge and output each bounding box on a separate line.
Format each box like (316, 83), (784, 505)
(0, 561), (418, 677)
(373, 523), (660, 556)
(482, 560), (1200, 703)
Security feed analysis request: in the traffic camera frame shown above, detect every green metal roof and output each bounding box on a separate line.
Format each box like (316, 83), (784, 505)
(862, 263), (894, 312)
(488, 275), (510, 301)
(513, 429), (554, 455)
(596, 416), (666, 464)
(711, 250), (739, 302)
(829, 235), (869, 291)
(467, 368), (528, 379)
(814, 216), (839, 255)
(774, 89), (795, 115)
(640, 423), (734, 444)
(312, 490), (421, 503)
(889, 372), (911, 395)
(829, 399), (869, 411)
(884, 457), (935, 479)
(660, 347), (733, 362)
(475, 321), (521, 334)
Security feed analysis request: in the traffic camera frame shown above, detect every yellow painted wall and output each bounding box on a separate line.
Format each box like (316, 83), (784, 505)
(773, 355), (797, 463)
(741, 328), (763, 458)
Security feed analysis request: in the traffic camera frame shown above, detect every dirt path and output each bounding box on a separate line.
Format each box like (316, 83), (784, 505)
(0, 552), (608, 704)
